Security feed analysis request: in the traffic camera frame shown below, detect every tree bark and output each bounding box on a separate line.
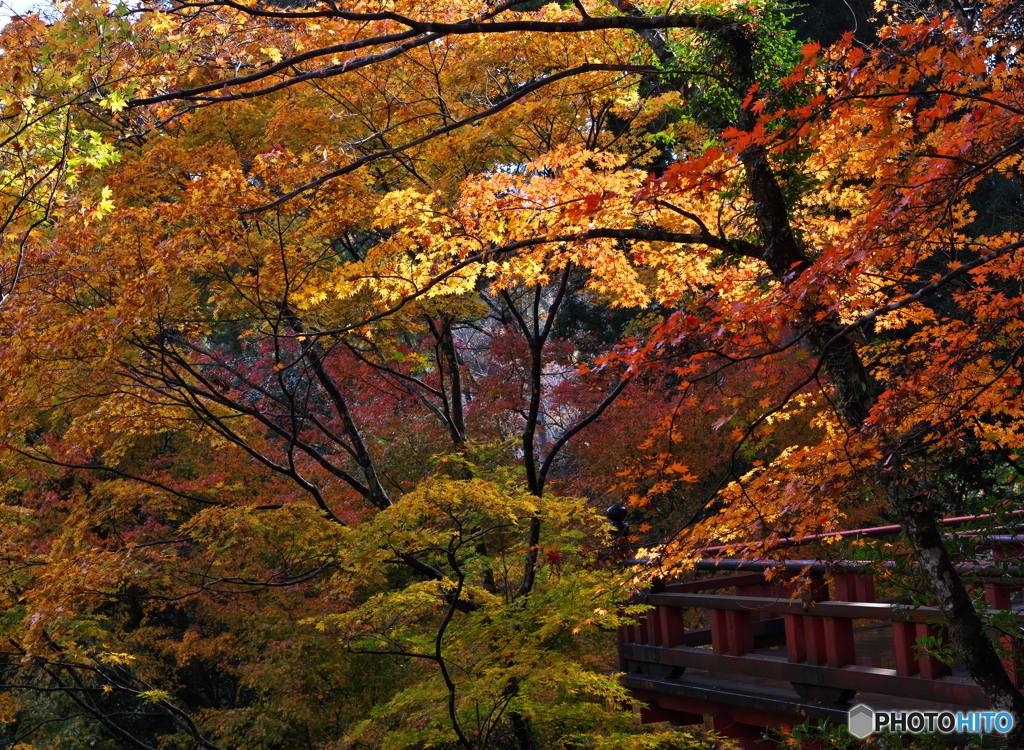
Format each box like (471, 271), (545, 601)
(716, 22), (1024, 738)
(888, 484), (1024, 731)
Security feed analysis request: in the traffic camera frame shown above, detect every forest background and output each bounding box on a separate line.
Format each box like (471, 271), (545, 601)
(0, 0), (1023, 747)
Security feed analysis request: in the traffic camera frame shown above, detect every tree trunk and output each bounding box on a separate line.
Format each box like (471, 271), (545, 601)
(718, 22), (1024, 739)
(889, 484), (1024, 737)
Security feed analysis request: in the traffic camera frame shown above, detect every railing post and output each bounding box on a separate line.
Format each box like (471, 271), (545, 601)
(893, 620), (952, 678)
(834, 573), (875, 602)
(984, 581), (1024, 687)
(710, 608), (753, 655)
(657, 604), (685, 648)
(781, 573), (831, 666)
(616, 623), (629, 671)
(784, 614), (807, 662)
(803, 615), (829, 665)
(893, 620), (919, 676)
(727, 610), (754, 655)
(993, 537), (1024, 562)
(710, 609), (726, 654)
(634, 616), (649, 645)
(990, 535), (1024, 682)
(824, 616), (856, 667)
(784, 615), (828, 665)
(646, 611), (662, 647)
(806, 572), (830, 603)
(916, 623), (953, 679)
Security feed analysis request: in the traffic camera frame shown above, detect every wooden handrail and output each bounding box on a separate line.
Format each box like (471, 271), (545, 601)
(620, 644), (988, 707)
(659, 573), (768, 593)
(643, 592), (958, 622)
(618, 517), (1024, 735)
(699, 510), (1024, 554)
(689, 557), (1024, 584)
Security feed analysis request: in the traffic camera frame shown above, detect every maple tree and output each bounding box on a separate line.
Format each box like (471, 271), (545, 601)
(0, 2), (718, 747)
(1, 0), (1024, 747)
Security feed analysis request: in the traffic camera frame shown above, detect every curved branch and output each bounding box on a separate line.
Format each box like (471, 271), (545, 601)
(298, 226), (761, 340)
(241, 63), (659, 213)
(12, 450), (224, 507)
(537, 376), (631, 491)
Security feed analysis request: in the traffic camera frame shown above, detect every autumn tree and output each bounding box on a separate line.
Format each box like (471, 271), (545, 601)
(0, 1), (727, 747)
(2, 0), (1024, 747)
(626, 1), (1024, 736)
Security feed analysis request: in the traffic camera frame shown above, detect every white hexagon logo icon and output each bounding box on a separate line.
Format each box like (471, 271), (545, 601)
(847, 704), (875, 739)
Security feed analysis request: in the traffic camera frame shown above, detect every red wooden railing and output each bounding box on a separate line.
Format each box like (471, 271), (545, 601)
(617, 521), (1024, 746)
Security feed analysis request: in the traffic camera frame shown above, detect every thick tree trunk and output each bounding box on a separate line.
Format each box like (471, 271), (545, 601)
(719, 24), (1024, 738)
(509, 711), (537, 750)
(889, 485), (1024, 731)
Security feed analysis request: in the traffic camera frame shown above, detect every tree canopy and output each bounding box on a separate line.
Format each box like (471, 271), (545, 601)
(1, 0), (1024, 747)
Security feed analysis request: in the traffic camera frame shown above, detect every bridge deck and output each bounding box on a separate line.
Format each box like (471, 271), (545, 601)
(617, 546), (1024, 748)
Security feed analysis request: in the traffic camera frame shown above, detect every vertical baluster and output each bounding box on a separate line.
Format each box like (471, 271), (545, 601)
(616, 623), (629, 671)
(725, 610), (754, 655)
(892, 620), (919, 676)
(915, 623), (953, 679)
(835, 573), (875, 603)
(710, 609), (754, 655)
(834, 573), (856, 602)
(658, 604), (685, 648)
(736, 581), (767, 624)
(858, 574), (876, 602)
(807, 572), (830, 603)
(634, 616), (649, 646)
(785, 614), (807, 663)
(710, 609), (728, 654)
(625, 621), (636, 645)
(647, 608), (661, 647)
(984, 581), (1024, 687)
(804, 616), (828, 665)
(824, 616), (856, 667)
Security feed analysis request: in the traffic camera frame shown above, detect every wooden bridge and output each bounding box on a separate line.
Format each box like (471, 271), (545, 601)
(617, 518), (1024, 748)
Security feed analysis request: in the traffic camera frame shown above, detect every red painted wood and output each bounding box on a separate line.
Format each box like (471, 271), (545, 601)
(657, 605), (685, 648)
(646, 593), (948, 622)
(824, 617), (856, 668)
(663, 573), (767, 593)
(647, 693), (716, 717)
(618, 522), (1024, 738)
(857, 574), (875, 602)
(916, 623), (953, 679)
(993, 540), (1024, 561)
(784, 614), (806, 662)
(633, 618), (648, 645)
(726, 610), (755, 655)
(806, 573), (830, 603)
(983, 583), (1024, 687)
(892, 621), (918, 676)
(833, 574), (856, 602)
(984, 581), (1013, 609)
(623, 646), (989, 706)
(706, 713), (777, 749)
(804, 616), (828, 666)
(647, 611), (661, 646)
(711, 609), (728, 655)
(736, 583), (769, 620)
(637, 704), (700, 725)
(699, 509), (1024, 554)
(645, 694), (720, 725)
(616, 624), (628, 671)
(1002, 643), (1024, 689)
(835, 573), (875, 602)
